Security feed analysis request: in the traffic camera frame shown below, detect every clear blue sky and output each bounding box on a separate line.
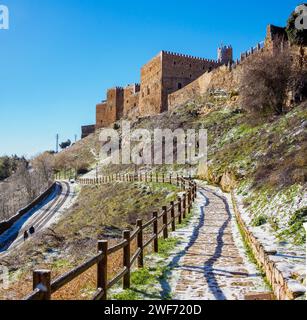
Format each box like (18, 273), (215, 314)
(0, 0), (300, 157)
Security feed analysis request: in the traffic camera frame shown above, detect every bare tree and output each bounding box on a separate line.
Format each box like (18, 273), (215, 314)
(240, 49), (292, 115)
(32, 152), (54, 185)
(16, 162), (36, 202)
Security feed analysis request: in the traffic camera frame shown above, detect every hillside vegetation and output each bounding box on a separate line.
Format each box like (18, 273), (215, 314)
(0, 181), (178, 300)
(53, 89), (307, 245)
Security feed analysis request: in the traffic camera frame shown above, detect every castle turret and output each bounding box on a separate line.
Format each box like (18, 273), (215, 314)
(218, 45), (233, 65)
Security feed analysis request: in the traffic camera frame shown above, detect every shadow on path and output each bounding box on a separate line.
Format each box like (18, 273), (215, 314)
(158, 187), (235, 300)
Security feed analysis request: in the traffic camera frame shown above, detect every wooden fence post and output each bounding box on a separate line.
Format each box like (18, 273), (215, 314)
(170, 201), (175, 231)
(145, 173), (148, 183)
(123, 230), (131, 289)
(169, 174), (172, 184)
(136, 219), (144, 268)
(178, 197), (182, 224)
(162, 206), (168, 239)
(183, 194), (187, 219)
(150, 172), (153, 182)
(33, 270), (51, 300)
(176, 174), (179, 186)
(97, 240), (108, 300)
(153, 212), (158, 253)
(188, 189), (191, 214)
(162, 173), (165, 183)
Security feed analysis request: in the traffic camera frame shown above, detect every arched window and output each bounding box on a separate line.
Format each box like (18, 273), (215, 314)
(178, 83), (182, 89)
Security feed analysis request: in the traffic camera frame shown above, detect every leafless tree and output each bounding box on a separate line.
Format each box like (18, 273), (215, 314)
(32, 152), (54, 185)
(240, 49), (292, 115)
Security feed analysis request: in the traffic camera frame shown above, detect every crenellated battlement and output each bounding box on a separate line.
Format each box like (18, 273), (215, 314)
(95, 48), (225, 125)
(161, 50), (218, 63)
(83, 21), (297, 136)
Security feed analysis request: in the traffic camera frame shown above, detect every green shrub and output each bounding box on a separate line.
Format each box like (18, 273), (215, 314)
(252, 214), (268, 227)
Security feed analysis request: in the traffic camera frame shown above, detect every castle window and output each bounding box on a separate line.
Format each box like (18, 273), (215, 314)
(190, 74), (192, 78)
(189, 63), (192, 68)
(174, 61), (176, 65)
(178, 83), (182, 89)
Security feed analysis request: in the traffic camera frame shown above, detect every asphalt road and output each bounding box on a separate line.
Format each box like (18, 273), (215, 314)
(0, 181), (74, 255)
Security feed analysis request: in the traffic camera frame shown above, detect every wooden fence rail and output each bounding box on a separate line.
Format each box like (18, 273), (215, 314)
(24, 173), (197, 300)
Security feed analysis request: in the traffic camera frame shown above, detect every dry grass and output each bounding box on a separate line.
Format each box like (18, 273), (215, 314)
(0, 182), (178, 300)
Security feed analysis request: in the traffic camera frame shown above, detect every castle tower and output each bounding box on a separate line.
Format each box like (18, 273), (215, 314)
(218, 45), (233, 65)
(96, 87), (124, 129)
(107, 87), (124, 120)
(139, 51), (220, 116)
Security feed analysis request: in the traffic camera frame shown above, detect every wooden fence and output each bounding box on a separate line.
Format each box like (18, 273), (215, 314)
(24, 173), (197, 300)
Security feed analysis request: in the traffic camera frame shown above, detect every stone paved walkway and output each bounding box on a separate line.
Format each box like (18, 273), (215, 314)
(168, 184), (269, 300)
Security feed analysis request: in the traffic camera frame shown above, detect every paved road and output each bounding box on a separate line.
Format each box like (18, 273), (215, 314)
(169, 184), (270, 300)
(0, 181), (75, 255)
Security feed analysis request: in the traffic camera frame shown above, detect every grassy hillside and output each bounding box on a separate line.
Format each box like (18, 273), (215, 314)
(0, 181), (178, 300)
(54, 92), (306, 245)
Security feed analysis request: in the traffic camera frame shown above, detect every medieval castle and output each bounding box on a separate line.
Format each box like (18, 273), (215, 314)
(95, 47), (232, 130)
(81, 23), (304, 138)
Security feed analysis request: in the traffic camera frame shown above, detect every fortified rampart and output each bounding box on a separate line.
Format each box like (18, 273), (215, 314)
(89, 22), (302, 134)
(168, 23), (298, 110)
(81, 125), (95, 139)
(124, 84), (140, 118)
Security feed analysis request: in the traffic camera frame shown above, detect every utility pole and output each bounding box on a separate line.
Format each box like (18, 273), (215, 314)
(56, 134), (59, 153)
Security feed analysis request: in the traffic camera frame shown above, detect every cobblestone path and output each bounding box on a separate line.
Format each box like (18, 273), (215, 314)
(169, 184), (269, 300)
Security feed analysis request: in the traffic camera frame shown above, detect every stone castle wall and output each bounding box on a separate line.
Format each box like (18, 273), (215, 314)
(168, 65), (241, 110)
(124, 84), (140, 118)
(96, 101), (114, 129)
(137, 51), (220, 117)
(161, 51), (220, 113)
(139, 53), (164, 116)
(94, 23), (295, 130)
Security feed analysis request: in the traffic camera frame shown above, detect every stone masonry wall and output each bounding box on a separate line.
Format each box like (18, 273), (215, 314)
(161, 51), (219, 112)
(107, 87), (124, 120)
(96, 101), (116, 129)
(96, 87), (124, 129)
(123, 84), (140, 118)
(138, 51), (220, 117)
(139, 53), (163, 116)
(231, 191), (305, 300)
(168, 65), (241, 110)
